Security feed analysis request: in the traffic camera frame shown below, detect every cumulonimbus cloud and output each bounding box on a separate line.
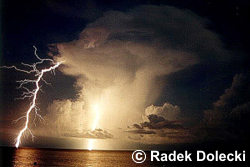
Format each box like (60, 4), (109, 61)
(44, 5), (229, 141)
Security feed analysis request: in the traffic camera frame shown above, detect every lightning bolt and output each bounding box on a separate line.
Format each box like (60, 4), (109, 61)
(1, 46), (63, 148)
(87, 103), (101, 151)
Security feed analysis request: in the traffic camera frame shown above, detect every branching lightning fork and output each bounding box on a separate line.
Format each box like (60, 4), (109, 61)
(1, 46), (63, 148)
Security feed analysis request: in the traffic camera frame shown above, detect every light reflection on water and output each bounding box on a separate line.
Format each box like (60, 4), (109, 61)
(12, 148), (151, 167)
(87, 139), (94, 151)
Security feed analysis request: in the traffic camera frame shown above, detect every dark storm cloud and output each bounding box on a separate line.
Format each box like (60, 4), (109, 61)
(213, 74), (250, 111)
(132, 102), (183, 131)
(140, 114), (184, 130)
(230, 101), (250, 119)
(127, 102), (195, 144)
(132, 124), (143, 129)
(126, 129), (156, 134)
(63, 128), (113, 139)
(203, 73), (250, 139)
(157, 131), (194, 139)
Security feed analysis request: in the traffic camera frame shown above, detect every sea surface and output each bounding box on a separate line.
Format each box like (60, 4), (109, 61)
(0, 147), (152, 167)
(0, 145), (249, 167)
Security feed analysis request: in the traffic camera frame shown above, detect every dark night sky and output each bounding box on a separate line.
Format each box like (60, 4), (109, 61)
(0, 0), (250, 148)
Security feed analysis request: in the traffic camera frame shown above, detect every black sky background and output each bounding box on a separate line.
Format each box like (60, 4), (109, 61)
(0, 0), (250, 144)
